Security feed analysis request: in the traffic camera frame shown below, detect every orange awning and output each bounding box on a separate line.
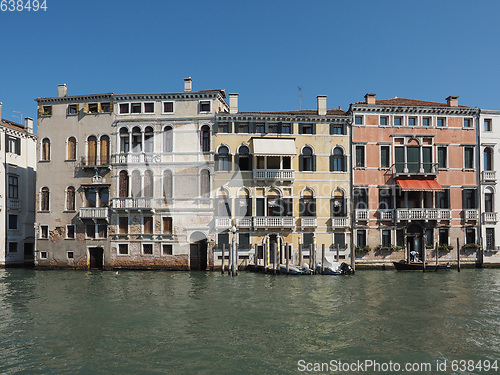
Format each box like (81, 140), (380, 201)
(396, 179), (444, 191)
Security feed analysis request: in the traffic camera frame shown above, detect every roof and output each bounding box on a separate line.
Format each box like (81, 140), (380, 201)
(356, 97), (468, 108)
(1, 119), (26, 132)
(240, 109), (347, 116)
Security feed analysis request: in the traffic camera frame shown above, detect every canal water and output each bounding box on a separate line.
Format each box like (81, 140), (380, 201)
(0, 268), (499, 374)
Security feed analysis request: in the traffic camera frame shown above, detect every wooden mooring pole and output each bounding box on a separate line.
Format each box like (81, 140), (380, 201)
(457, 238), (460, 272)
(299, 243), (303, 267)
(336, 243), (340, 262)
(273, 243), (277, 275)
(311, 244), (316, 275)
(422, 241), (426, 273)
(321, 244), (325, 275)
(286, 243), (290, 275)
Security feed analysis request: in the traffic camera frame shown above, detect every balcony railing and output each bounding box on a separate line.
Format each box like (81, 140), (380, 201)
(396, 208), (451, 221)
(482, 170), (496, 182)
(79, 207), (109, 219)
(464, 209), (479, 220)
(80, 156), (111, 168)
(111, 153), (160, 164)
(378, 209), (394, 220)
(8, 199), (21, 209)
(355, 209), (369, 220)
(215, 217), (231, 229)
(112, 198), (153, 209)
(253, 169), (295, 181)
(300, 217), (317, 227)
(483, 212), (498, 222)
(331, 217), (349, 227)
(253, 216), (295, 229)
(235, 217), (252, 228)
(392, 162), (438, 176)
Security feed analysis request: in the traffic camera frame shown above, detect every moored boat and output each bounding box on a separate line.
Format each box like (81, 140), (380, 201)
(392, 260), (451, 271)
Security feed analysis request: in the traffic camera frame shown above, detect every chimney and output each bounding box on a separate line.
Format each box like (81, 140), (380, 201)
(58, 84), (67, 97)
(229, 93), (239, 114)
(0, 102), (2, 120)
(446, 95), (459, 107)
(25, 117), (34, 133)
(184, 77), (192, 92)
(317, 95), (327, 116)
(365, 93), (376, 105)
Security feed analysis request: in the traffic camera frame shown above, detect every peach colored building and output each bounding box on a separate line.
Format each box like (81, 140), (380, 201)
(350, 94), (480, 265)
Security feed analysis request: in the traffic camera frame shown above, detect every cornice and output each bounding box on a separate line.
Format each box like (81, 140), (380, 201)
(216, 114), (348, 123)
(350, 104), (479, 116)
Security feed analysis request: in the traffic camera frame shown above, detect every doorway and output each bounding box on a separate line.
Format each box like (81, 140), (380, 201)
(89, 247), (104, 269)
(407, 223), (423, 260)
(190, 232), (207, 271)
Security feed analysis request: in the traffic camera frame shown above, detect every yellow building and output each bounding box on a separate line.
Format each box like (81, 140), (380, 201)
(213, 94), (351, 267)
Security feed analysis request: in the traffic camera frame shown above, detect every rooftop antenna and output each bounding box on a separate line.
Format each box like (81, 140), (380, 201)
(298, 86), (302, 110)
(12, 110), (23, 125)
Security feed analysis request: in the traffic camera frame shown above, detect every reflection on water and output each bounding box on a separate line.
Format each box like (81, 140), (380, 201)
(0, 269), (499, 374)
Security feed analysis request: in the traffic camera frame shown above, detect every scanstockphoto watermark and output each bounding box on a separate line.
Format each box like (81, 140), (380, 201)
(297, 359), (499, 373)
(0, 0), (47, 12)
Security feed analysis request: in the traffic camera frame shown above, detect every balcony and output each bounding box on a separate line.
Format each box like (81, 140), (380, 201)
(378, 209), (394, 221)
(396, 208), (451, 222)
(253, 216), (295, 229)
(80, 157), (111, 169)
(464, 209), (479, 220)
(392, 162), (438, 177)
(355, 209), (369, 221)
(331, 217), (349, 227)
(111, 153), (160, 164)
(215, 217), (231, 229)
(482, 170), (496, 182)
(8, 199), (21, 210)
(300, 217), (317, 228)
(112, 198), (153, 210)
(253, 169), (295, 182)
(483, 212), (498, 222)
(79, 207), (109, 220)
(235, 217), (252, 228)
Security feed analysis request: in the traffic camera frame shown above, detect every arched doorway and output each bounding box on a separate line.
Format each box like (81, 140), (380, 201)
(263, 233), (284, 266)
(407, 223), (424, 260)
(190, 232), (208, 271)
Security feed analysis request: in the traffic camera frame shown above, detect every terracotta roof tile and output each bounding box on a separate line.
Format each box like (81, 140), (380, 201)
(1, 119), (26, 132)
(239, 109), (347, 116)
(356, 97), (467, 107)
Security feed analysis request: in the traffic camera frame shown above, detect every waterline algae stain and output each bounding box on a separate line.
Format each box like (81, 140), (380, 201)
(0, 269), (499, 374)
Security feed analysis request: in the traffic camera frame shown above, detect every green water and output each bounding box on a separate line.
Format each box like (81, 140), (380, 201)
(0, 269), (499, 374)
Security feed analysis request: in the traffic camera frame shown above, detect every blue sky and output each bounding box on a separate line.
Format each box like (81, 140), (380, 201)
(1, 0), (499, 126)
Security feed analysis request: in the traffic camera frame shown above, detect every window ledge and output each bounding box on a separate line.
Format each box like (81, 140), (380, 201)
(39, 160), (51, 163)
(65, 159), (77, 162)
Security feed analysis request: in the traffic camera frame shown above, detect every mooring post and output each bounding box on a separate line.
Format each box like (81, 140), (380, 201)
(221, 244), (225, 274)
(286, 243), (290, 275)
(273, 243), (277, 275)
(336, 243), (340, 262)
(422, 241), (426, 273)
(435, 242), (438, 267)
(299, 243), (303, 267)
(321, 244), (325, 275)
(234, 240), (238, 276)
(228, 240), (232, 275)
(457, 238), (460, 272)
(311, 244), (315, 275)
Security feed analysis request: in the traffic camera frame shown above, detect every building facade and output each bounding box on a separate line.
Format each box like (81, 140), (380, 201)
(0, 103), (37, 266)
(350, 94), (481, 264)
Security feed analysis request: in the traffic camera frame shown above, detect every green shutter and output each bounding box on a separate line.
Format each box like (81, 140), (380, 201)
(299, 123), (303, 134)
(214, 154), (219, 171)
(312, 123), (316, 135)
(213, 121), (218, 134)
(312, 155), (317, 171)
(423, 147), (432, 172)
(250, 122), (256, 133)
(233, 122), (238, 134)
(395, 147), (404, 173)
(407, 147), (420, 173)
(330, 154), (335, 171)
(228, 154), (233, 171)
(299, 154), (304, 171)
(256, 198), (264, 216)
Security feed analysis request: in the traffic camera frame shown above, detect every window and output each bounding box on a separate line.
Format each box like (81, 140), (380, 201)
(163, 170), (173, 199)
(238, 123), (249, 133)
(463, 189), (478, 209)
(217, 146), (231, 171)
(120, 128), (130, 153)
(380, 146), (390, 168)
(357, 230), (367, 248)
(6, 136), (20, 155)
(300, 147), (315, 171)
(40, 225), (48, 239)
(40, 251), (48, 259)
(331, 191), (346, 217)
(382, 230), (391, 247)
(119, 216), (128, 234)
(86, 224), (96, 239)
(282, 124), (291, 134)
(8, 176), (18, 199)
(131, 103), (141, 113)
(394, 117), (402, 126)
(408, 117), (416, 126)
(144, 170), (154, 197)
(303, 233), (314, 248)
(464, 147), (474, 169)
(143, 244), (153, 255)
(101, 102), (111, 113)
(484, 147), (493, 171)
(378, 188), (393, 210)
(486, 228), (495, 250)
(41, 138), (50, 161)
(41, 187), (50, 211)
(355, 116), (363, 125)
(162, 244), (173, 255)
(300, 192), (316, 217)
(425, 229), (433, 247)
(67, 225), (75, 239)
(422, 117), (430, 127)
(119, 171), (129, 198)
(437, 189), (450, 209)
(67, 251), (74, 259)
(237, 146), (251, 171)
(100, 135), (110, 165)
(466, 228), (475, 245)
(334, 232), (346, 249)
(66, 186), (76, 211)
(218, 122), (230, 133)
(236, 191), (251, 217)
(163, 101), (174, 113)
(143, 216), (153, 234)
(163, 126), (173, 152)
(438, 146), (447, 169)
(269, 123), (279, 133)
(463, 118), (472, 128)
(8, 214), (17, 230)
(41, 105), (52, 116)
(9, 243), (17, 253)
(217, 191), (231, 217)
(255, 123), (265, 134)
(200, 125), (210, 152)
(144, 102), (155, 113)
(98, 224), (107, 239)
(394, 144), (433, 174)
(438, 228), (449, 246)
(199, 101), (211, 112)
(485, 189), (494, 212)
(88, 103), (98, 113)
(380, 116), (388, 126)
(331, 124), (344, 135)
(200, 169), (210, 199)
(300, 123), (313, 134)
(68, 104), (79, 115)
(118, 244), (129, 255)
(484, 119), (492, 131)
(85, 188), (97, 208)
(397, 229), (405, 248)
(131, 127), (142, 153)
(163, 217), (172, 234)
(239, 233), (250, 250)
(131, 170), (141, 198)
(353, 188), (368, 209)
(87, 136), (97, 166)
(355, 145), (365, 168)
(119, 103), (130, 114)
(331, 147), (345, 172)
(437, 117), (446, 127)
(67, 137), (77, 160)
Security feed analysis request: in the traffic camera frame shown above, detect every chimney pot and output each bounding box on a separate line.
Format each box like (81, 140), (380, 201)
(58, 84), (67, 97)
(229, 93), (239, 114)
(25, 117), (34, 133)
(317, 95), (327, 116)
(446, 95), (459, 107)
(184, 77), (192, 92)
(0, 102), (2, 121)
(365, 93), (376, 105)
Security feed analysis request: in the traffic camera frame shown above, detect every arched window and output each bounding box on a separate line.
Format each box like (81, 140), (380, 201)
(201, 125), (210, 152)
(131, 170), (142, 198)
(144, 170), (154, 197)
(119, 171), (129, 198)
(331, 147), (345, 172)
(484, 147), (493, 171)
(100, 135), (110, 165)
(163, 126), (173, 152)
(67, 137), (76, 160)
(267, 189), (282, 217)
(42, 138), (50, 161)
(331, 189), (346, 217)
(120, 128), (130, 153)
(300, 189), (316, 217)
(217, 190), (231, 217)
(237, 189), (251, 217)
(144, 126), (154, 153)
(217, 146), (231, 171)
(485, 188), (494, 212)
(163, 170), (173, 199)
(200, 169), (210, 198)
(87, 136), (97, 166)
(132, 126), (142, 153)
(237, 146), (251, 171)
(41, 187), (50, 211)
(300, 146), (315, 171)
(66, 186), (75, 211)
